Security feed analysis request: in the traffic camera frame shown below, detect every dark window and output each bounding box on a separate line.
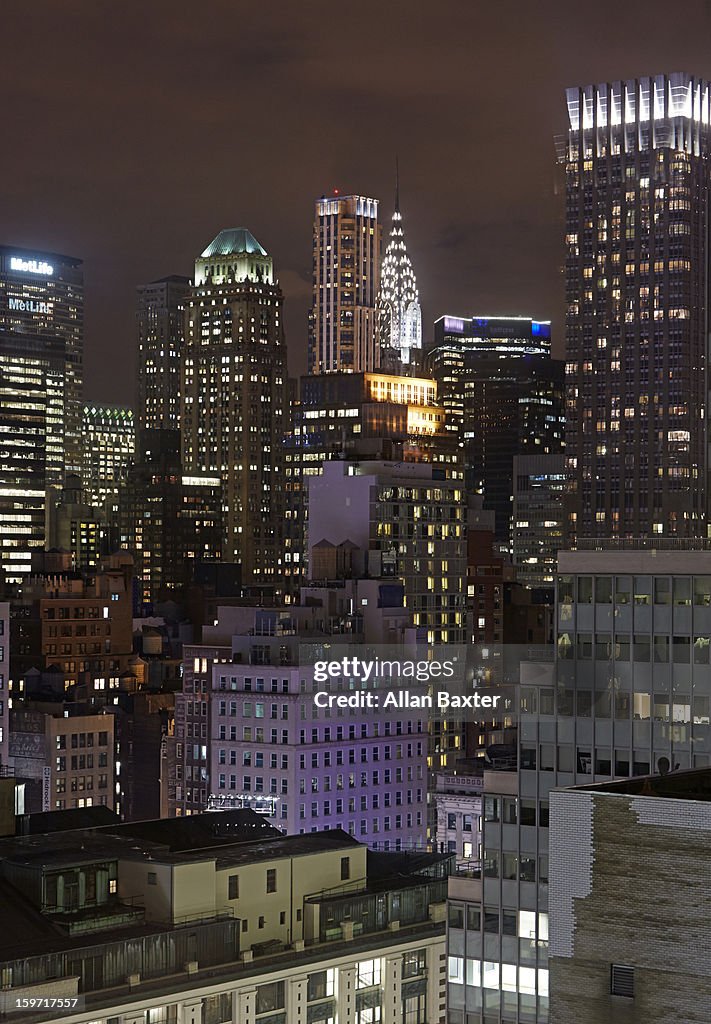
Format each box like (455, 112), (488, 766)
(256, 981), (284, 1014)
(466, 905), (481, 930)
(266, 868), (277, 893)
(228, 875), (238, 900)
(448, 904), (464, 929)
(483, 907), (499, 933)
(502, 911), (517, 935)
(340, 856), (350, 881)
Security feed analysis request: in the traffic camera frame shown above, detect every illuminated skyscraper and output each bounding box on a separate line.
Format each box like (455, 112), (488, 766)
(136, 275), (190, 431)
(376, 186), (422, 372)
(564, 73), (711, 541)
(0, 334), (64, 585)
(308, 194), (381, 374)
(0, 246), (83, 475)
(81, 403), (135, 513)
(181, 228), (287, 588)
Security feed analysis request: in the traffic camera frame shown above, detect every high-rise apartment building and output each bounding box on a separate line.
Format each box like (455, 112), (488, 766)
(181, 228), (287, 588)
(0, 246), (83, 475)
(376, 193), (422, 373)
(204, 599), (428, 850)
(81, 403), (135, 513)
(136, 275), (190, 431)
(564, 73), (711, 541)
(172, 582), (428, 839)
(427, 316), (564, 546)
(308, 194), (381, 374)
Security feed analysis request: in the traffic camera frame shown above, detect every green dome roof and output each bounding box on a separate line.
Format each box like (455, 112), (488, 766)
(200, 228), (267, 259)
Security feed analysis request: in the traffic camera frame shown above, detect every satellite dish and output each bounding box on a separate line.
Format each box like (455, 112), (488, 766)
(657, 756), (670, 776)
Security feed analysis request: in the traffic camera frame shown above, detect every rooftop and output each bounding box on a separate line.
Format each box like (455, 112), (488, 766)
(200, 227), (267, 259)
(573, 765), (711, 803)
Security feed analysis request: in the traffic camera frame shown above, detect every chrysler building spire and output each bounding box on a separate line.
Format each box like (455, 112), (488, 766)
(376, 166), (422, 372)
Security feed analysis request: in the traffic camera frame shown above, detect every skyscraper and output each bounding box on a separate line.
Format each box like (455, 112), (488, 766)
(308, 194), (381, 374)
(181, 228), (287, 589)
(120, 429), (222, 604)
(428, 316), (564, 546)
(512, 453), (566, 589)
(564, 73), (711, 541)
(81, 403), (135, 513)
(283, 369), (459, 597)
(136, 275), (190, 431)
(0, 246), (83, 475)
(0, 334), (65, 585)
(376, 185), (422, 373)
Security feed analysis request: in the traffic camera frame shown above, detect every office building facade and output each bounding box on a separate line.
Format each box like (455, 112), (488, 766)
(0, 246), (83, 475)
(309, 194), (381, 374)
(120, 429), (222, 605)
(427, 317), (564, 547)
(0, 334), (65, 585)
(136, 275), (190, 432)
(181, 229), (287, 588)
(81, 403), (135, 513)
(511, 455), (566, 590)
(564, 73), (711, 541)
(447, 544), (711, 1022)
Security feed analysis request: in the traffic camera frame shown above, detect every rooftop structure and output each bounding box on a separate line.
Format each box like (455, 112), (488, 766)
(0, 809), (451, 1024)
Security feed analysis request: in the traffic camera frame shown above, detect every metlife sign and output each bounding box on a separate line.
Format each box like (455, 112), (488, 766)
(8, 297), (52, 314)
(9, 256), (54, 276)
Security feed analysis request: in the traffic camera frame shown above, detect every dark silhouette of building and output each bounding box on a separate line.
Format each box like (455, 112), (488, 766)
(427, 316), (564, 547)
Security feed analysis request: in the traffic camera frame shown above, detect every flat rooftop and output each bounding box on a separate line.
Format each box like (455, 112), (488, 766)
(0, 811), (364, 869)
(571, 765), (711, 802)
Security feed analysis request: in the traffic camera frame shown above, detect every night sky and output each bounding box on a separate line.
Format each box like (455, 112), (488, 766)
(3, 0), (711, 405)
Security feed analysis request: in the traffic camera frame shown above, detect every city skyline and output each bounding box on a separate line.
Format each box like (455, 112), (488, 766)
(4, 2), (711, 405)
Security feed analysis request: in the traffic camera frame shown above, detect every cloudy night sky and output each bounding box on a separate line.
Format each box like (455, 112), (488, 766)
(2, 0), (711, 403)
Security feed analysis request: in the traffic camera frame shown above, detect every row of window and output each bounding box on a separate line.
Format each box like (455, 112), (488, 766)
(448, 956), (549, 996)
(56, 731), (109, 749)
(55, 755), (109, 772)
(559, 574), (711, 606)
(559, 633), (711, 664)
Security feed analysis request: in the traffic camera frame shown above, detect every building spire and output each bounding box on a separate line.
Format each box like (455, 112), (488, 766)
(395, 155), (400, 214)
(375, 167), (422, 373)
